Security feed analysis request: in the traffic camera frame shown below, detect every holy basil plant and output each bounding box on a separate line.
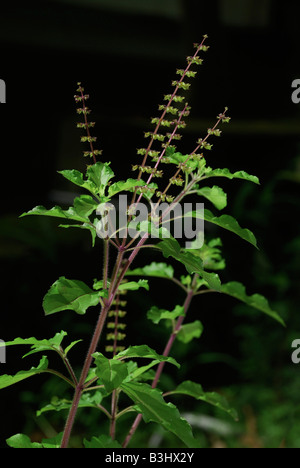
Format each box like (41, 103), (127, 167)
(1, 36), (284, 449)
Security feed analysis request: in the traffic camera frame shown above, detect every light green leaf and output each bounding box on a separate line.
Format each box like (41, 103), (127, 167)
(84, 435), (122, 448)
(86, 162), (115, 197)
(177, 320), (203, 344)
(0, 356), (48, 390)
(220, 282), (285, 325)
(43, 277), (106, 316)
(115, 345), (180, 369)
(2, 330), (69, 358)
(120, 381), (200, 448)
(126, 262), (174, 280)
(93, 353), (129, 393)
(20, 195), (98, 225)
(202, 166), (260, 185)
(184, 209), (257, 248)
(59, 162), (115, 199)
(196, 186), (227, 210)
(108, 178), (145, 197)
(147, 305), (185, 324)
(118, 280), (149, 292)
(6, 432), (63, 448)
(167, 380), (238, 420)
(191, 238), (226, 271)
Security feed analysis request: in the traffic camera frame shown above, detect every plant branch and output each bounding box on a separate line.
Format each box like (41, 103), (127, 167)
(122, 279), (196, 448)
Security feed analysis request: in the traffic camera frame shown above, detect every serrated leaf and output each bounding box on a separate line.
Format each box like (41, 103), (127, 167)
(84, 435), (122, 448)
(177, 320), (203, 344)
(2, 330), (71, 358)
(126, 262), (174, 280)
(20, 195), (98, 226)
(115, 345), (180, 369)
(184, 209), (257, 248)
(196, 186), (227, 210)
(120, 381), (200, 448)
(147, 305), (184, 324)
(108, 178), (145, 197)
(43, 277), (106, 316)
(167, 380), (238, 420)
(157, 237), (221, 291)
(0, 356), (48, 390)
(220, 281), (285, 325)
(202, 166), (260, 185)
(37, 391), (105, 417)
(93, 353), (129, 393)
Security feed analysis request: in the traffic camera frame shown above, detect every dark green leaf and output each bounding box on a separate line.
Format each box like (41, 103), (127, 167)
(120, 381), (200, 448)
(184, 209), (257, 248)
(0, 356), (48, 390)
(84, 435), (122, 448)
(157, 237), (221, 291)
(93, 353), (129, 393)
(220, 282), (285, 325)
(167, 380), (238, 420)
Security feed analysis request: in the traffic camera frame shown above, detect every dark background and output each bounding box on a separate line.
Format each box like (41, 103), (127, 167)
(0, 0), (300, 448)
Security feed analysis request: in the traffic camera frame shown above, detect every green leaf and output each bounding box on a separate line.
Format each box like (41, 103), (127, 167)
(93, 353), (129, 393)
(167, 380), (238, 420)
(3, 330), (68, 358)
(6, 432), (63, 448)
(115, 345), (180, 369)
(58, 162), (115, 199)
(201, 166), (260, 185)
(43, 276), (106, 316)
(184, 209), (257, 248)
(20, 205), (85, 222)
(20, 195), (98, 226)
(220, 282), (285, 325)
(191, 238), (226, 271)
(86, 162), (115, 197)
(37, 391), (105, 417)
(126, 262), (174, 280)
(84, 435), (122, 449)
(147, 305), (184, 324)
(120, 381), (200, 448)
(177, 320), (203, 344)
(73, 195), (98, 218)
(0, 356), (48, 390)
(157, 237), (221, 291)
(118, 280), (149, 292)
(108, 178), (145, 197)
(196, 186), (227, 210)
